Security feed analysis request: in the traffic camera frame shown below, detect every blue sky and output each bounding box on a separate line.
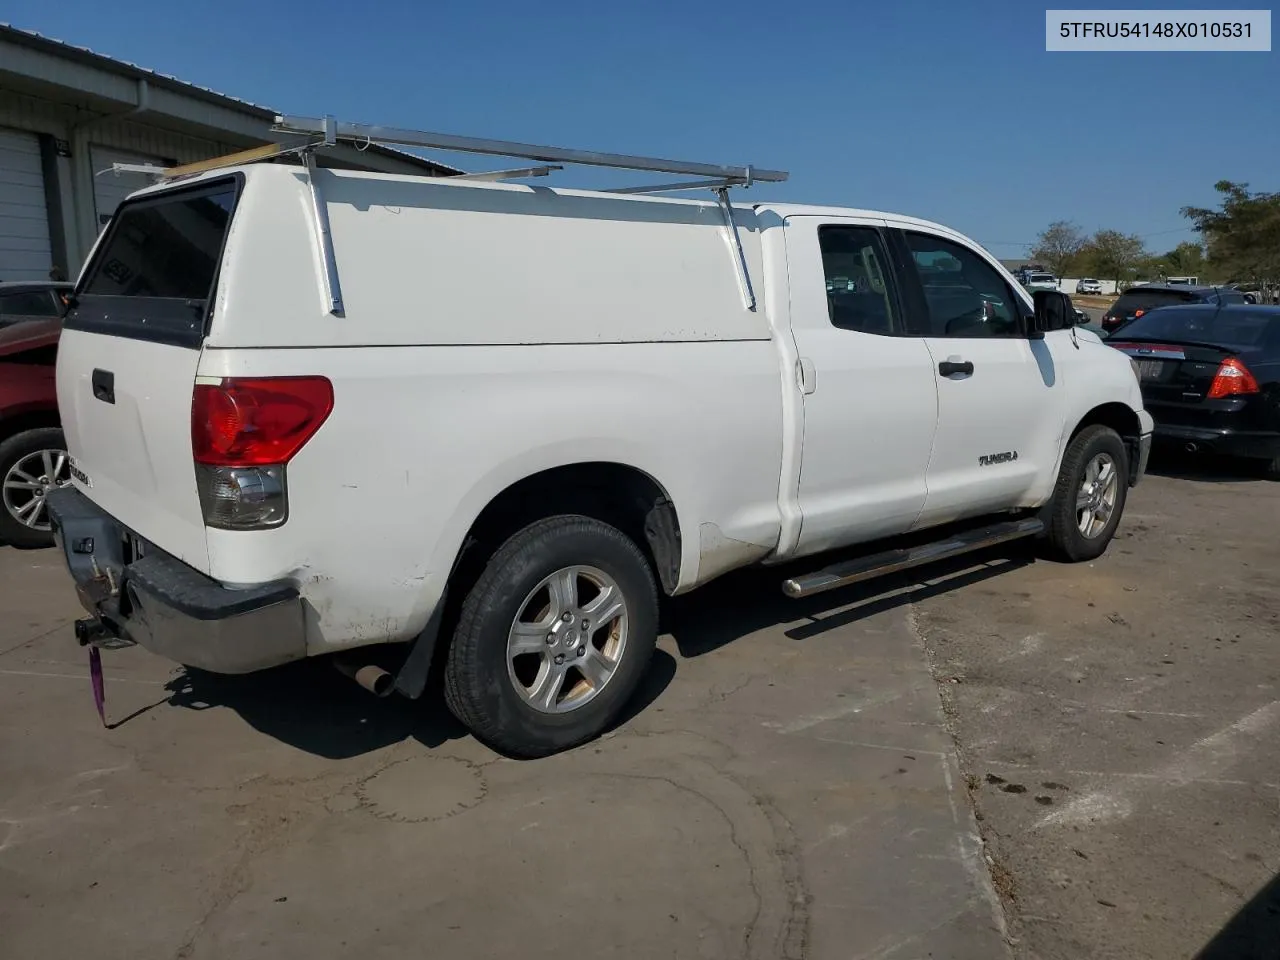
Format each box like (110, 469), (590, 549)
(7, 0), (1277, 258)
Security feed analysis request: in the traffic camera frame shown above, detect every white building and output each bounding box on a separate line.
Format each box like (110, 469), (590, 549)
(0, 23), (459, 281)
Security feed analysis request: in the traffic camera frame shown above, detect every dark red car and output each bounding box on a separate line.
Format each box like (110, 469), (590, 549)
(0, 318), (68, 548)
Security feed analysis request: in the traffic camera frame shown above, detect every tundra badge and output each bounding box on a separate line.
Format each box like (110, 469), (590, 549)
(978, 451), (1018, 466)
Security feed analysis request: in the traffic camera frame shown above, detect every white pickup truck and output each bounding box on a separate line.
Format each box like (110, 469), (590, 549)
(47, 119), (1152, 757)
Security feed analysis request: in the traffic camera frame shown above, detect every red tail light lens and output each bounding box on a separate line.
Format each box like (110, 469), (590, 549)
(192, 377), (334, 466)
(1206, 358), (1260, 400)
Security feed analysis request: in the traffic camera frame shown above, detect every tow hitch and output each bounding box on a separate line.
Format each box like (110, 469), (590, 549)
(71, 560), (137, 726)
(74, 618), (136, 727)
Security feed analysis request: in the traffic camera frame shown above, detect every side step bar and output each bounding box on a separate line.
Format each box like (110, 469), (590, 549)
(781, 517), (1044, 600)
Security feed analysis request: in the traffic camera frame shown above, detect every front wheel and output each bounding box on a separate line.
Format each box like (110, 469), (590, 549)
(443, 515), (659, 758)
(1044, 425), (1129, 562)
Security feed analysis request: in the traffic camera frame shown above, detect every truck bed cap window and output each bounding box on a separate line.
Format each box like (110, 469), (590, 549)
(69, 178), (239, 348)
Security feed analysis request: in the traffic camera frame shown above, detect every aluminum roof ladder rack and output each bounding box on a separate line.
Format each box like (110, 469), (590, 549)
(270, 114), (788, 191)
(266, 115), (789, 315)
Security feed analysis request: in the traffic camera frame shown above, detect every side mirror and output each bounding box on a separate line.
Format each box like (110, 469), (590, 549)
(1031, 290), (1073, 337)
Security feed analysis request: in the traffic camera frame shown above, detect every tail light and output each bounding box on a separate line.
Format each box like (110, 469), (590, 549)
(1206, 358), (1260, 400)
(191, 377), (333, 529)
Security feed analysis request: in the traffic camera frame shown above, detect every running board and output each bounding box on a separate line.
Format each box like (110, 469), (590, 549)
(781, 517), (1044, 599)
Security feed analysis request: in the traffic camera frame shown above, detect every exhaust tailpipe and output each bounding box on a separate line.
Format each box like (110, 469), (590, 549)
(334, 657), (394, 697)
(1185, 442), (1198, 453)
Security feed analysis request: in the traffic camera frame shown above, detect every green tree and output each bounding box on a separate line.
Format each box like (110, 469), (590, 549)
(1182, 181), (1280, 284)
(1134, 254), (1166, 282)
(1163, 240), (1206, 279)
(1086, 230), (1146, 289)
(1030, 220), (1087, 278)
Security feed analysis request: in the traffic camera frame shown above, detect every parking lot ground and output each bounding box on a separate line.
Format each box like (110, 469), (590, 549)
(3, 454), (1274, 960)
(0, 537), (1009, 958)
(916, 453), (1280, 960)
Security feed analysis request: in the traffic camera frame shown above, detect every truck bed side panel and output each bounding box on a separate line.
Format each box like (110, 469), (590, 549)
(197, 340), (784, 652)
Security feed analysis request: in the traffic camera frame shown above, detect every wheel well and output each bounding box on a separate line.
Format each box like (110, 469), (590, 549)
(1069, 403), (1140, 444)
(396, 462), (682, 700)
(453, 462), (681, 600)
(1068, 402), (1143, 479)
(0, 410), (62, 443)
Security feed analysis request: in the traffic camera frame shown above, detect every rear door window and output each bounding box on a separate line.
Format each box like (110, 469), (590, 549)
(818, 226), (903, 335)
(68, 177), (240, 348)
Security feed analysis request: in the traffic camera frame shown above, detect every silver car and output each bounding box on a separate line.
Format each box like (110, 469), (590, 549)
(1076, 278), (1102, 294)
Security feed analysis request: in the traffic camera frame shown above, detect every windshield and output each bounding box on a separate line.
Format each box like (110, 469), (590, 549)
(1028, 274), (1054, 283)
(1116, 306), (1278, 349)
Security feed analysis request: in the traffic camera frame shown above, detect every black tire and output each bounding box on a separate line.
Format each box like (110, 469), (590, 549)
(1044, 425), (1129, 563)
(0, 427), (68, 549)
(443, 515), (658, 758)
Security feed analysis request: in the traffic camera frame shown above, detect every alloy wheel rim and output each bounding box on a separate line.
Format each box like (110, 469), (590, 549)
(506, 565), (629, 714)
(3, 448), (72, 532)
(1075, 452), (1119, 539)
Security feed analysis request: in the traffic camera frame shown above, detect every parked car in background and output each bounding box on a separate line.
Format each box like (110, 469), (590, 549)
(0, 281), (72, 330)
(1076, 278), (1102, 295)
(0, 318), (68, 547)
(1108, 305), (1280, 478)
(1100, 284), (1249, 334)
(1220, 283), (1260, 304)
(1024, 272), (1059, 293)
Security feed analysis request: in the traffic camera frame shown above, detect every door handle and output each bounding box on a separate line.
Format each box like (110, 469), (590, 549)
(938, 360), (974, 377)
(91, 369), (115, 404)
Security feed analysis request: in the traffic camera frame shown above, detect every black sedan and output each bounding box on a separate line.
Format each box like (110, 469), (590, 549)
(1107, 304), (1280, 478)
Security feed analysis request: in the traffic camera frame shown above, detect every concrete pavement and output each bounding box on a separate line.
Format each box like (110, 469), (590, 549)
(0, 544), (1010, 960)
(916, 458), (1280, 960)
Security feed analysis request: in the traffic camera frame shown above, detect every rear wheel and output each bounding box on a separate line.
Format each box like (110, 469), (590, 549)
(0, 428), (71, 549)
(1044, 425), (1129, 562)
(443, 515), (658, 758)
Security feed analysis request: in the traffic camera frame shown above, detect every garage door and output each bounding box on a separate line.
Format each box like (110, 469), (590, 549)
(91, 146), (164, 232)
(0, 127), (53, 282)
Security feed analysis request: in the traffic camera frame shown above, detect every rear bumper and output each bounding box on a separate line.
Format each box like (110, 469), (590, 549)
(1152, 423), (1280, 460)
(46, 487), (306, 674)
